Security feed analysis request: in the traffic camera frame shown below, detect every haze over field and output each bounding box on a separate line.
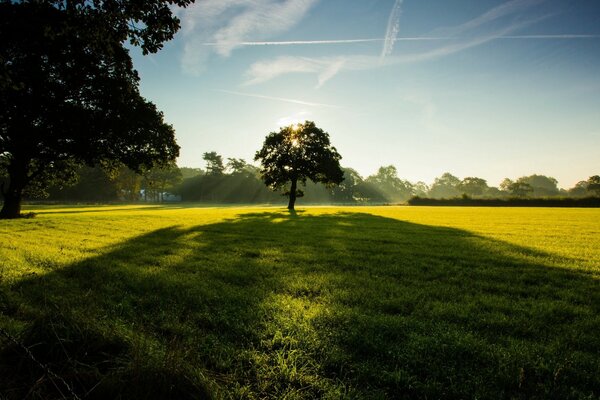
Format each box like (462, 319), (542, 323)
(130, 0), (600, 188)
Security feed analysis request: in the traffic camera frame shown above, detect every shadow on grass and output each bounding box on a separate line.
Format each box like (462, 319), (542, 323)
(1, 212), (599, 399)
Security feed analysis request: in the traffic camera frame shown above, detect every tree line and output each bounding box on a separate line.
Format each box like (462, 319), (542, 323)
(14, 157), (599, 205)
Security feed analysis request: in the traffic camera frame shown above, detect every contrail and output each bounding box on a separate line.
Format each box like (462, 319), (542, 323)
(215, 89), (341, 109)
(381, 0), (404, 58)
(199, 34), (600, 48)
(201, 39), (384, 46)
(498, 34), (600, 39)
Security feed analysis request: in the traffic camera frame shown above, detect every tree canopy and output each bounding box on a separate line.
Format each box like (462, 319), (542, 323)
(254, 121), (344, 210)
(587, 175), (600, 197)
(0, 0), (193, 218)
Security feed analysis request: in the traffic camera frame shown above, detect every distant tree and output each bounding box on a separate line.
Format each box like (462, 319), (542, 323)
(0, 1), (192, 218)
(587, 175), (600, 197)
(567, 181), (588, 198)
(429, 172), (461, 198)
(366, 165), (414, 202)
(499, 178), (514, 193)
(227, 158), (249, 175)
(507, 181), (533, 197)
(254, 121), (344, 210)
(485, 186), (503, 198)
(332, 167), (363, 202)
(111, 166), (143, 202)
(517, 175), (559, 196)
(458, 177), (488, 197)
(179, 167), (203, 180)
(203, 152), (225, 176)
(142, 163), (182, 202)
(412, 181), (429, 197)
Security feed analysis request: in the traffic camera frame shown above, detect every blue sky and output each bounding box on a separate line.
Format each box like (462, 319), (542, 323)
(130, 0), (600, 188)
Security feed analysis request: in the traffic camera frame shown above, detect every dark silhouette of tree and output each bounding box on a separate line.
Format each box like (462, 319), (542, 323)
(0, 0), (193, 218)
(112, 166), (143, 202)
(203, 152), (225, 176)
(458, 177), (488, 197)
(587, 175), (600, 197)
(254, 121), (344, 210)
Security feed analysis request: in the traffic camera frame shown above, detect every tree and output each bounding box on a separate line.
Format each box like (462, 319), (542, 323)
(366, 165), (415, 202)
(203, 152), (225, 176)
(517, 175), (559, 196)
(587, 175), (600, 197)
(507, 181), (533, 197)
(227, 158), (248, 175)
(142, 163), (182, 202)
(254, 121), (344, 210)
(331, 167), (363, 202)
(458, 177), (488, 197)
(429, 172), (461, 199)
(0, 0), (193, 218)
(499, 178), (514, 193)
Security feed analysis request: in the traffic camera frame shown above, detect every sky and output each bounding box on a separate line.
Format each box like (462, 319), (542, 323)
(130, 0), (600, 189)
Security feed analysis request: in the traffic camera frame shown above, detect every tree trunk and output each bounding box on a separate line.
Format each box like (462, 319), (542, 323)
(288, 178), (297, 210)
(0, 183), (23, 219)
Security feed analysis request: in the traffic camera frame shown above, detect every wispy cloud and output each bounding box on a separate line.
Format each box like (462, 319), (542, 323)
(179, 0), (319, 74)
(245, 0), (552, 86)
(215, 89), (340, 108)
(432, 0), (545, 37)
(381, 0), (403, 59)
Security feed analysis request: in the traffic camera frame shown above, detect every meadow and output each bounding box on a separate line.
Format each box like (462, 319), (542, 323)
(1, 205), (599, 399)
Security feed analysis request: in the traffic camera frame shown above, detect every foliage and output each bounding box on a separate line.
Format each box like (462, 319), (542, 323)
(142, 163), (182, 202)
(458, 177), (488, 196)
(226, 158), (249, 175)
(587, 175), (600, 197)
(255, 121), (344, 209)
(0, 0), (192, 218)
(365, 165), (415, 202)
(568, 181), (588, 198)
(508, 181), (534, 197)
(203, 152), (225, 176)
(179, 167), (203, 180)
(429, 172), (461, 199)
(517, 174), (559, 197)
(1, 205), (599, 398)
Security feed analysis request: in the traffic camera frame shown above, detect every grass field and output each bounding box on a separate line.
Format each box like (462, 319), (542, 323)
(1, 205), (599, 399)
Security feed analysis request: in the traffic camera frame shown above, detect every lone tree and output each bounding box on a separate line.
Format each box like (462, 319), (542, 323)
(255, 121), (344, 210)
(0, 0), (193, 218)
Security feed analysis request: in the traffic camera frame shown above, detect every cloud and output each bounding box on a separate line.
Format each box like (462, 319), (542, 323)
(245, 1), (550, 86)
(432, 0), (545, 37)
(381, 0), (403, 58)
(179, 0), (319, 74)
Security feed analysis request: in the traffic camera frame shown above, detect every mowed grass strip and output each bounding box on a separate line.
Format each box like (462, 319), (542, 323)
(1, 205), (599, 399)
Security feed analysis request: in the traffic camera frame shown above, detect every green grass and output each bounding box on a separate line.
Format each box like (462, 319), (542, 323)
(1, 205), (599, 399)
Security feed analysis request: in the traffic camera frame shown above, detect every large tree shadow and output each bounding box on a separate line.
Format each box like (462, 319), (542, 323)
(1, 211), (599, 399)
